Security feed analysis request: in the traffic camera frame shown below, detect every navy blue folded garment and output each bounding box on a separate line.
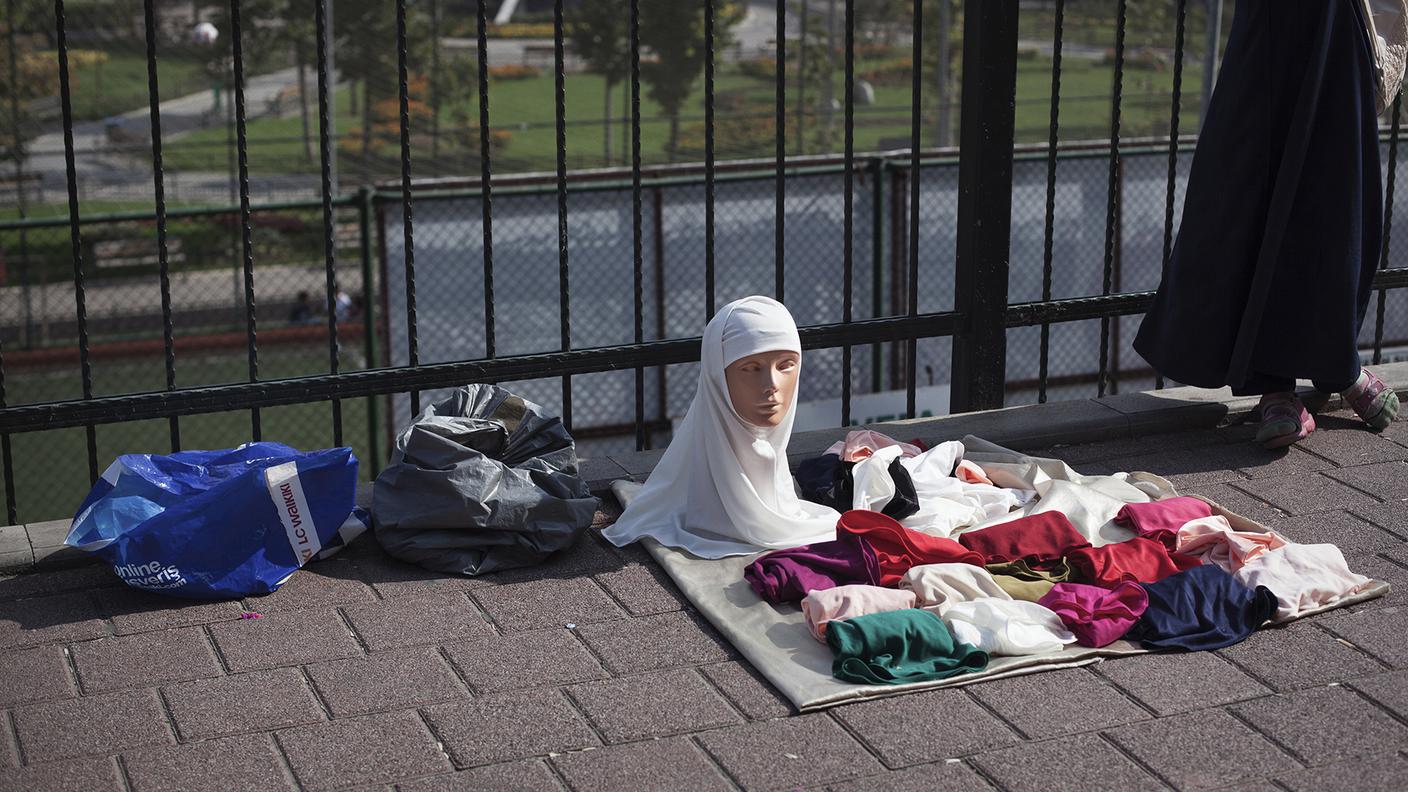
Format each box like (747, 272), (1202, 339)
(1127, 565), (1277, 651)
(796, 453), (852, 509)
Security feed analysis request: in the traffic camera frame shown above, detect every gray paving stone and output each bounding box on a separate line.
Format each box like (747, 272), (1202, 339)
(966, 668), (1149, 740)
(276, 709), (451, 790)
(397, 760), (564, 792)
(698, 661), (793, 720)
(1349, 669), (1408, 716)
(164, 667), (325, 741)
(826, 761), (996, 792)
(440, 629), (607, 693)
(0, 523), (29, 556)
(0, 591), (107, 651)
(122, 733), (295, 792)
(1218, 622), (1384, 691)
(833, 688), (1019, 767)
(1342, 553), (1408, 609)
(1179, 482), (1286, 525)
(551, 738), (733, 792)
(244, 560), (377, 614)
(342, 592), (494, 651)
(1229, 472), (1379, 516)
(70, 626), (223, 693)
(574, 612), (732, 674)
(695, 712), (884, 790)
(306, 648), (466, 718)
(95, 586), (245, 635)
(1104, 709), (1297, 790)
(423, 689), (599, 768)
(577, 457), (631, 491)
(1296, 425), (1407, 467)
(969, 733), (1159, 792)
(353, 554), (486, 598)
(470, 578), (625, 633)
(1274, 751), (1408, 792)
(592, 562), (685, 616)
(1095, 650), (1271, 715)
(1319, 605), (1408, 666)
(1270, 510), (1405, 553)
(0, 644), (78, 706)
(1044, 430), (1224, 467)
(0, 756), (124, 792)
(609, 448), (666, 476)
(1350, 501), (1408, 538)
(1231, 685), (1408, 766)
(12, 688), (173, 763)
(208, 608), (363, 672)
(477, 533), (625, 585)
(566, 668), (741, 743)
(1325, 460), (1408, 500)
(0, 548), (32, 572)
(0, 565), (121, 601)
(26, 519), (71, 550)
(34, 544), (97, 571)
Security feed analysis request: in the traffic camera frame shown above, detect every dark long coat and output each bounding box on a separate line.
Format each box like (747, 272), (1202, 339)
(1134, 0), (1383, 395)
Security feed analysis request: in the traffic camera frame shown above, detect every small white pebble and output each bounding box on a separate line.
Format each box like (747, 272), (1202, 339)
(566, 622), (577, 629)
(784, 753), (800, 760)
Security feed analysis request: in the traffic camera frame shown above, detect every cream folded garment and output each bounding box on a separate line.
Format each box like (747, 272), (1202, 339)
(1173, 515), (1373, 622)
(943, 599), (1076, 656)
(801, 584), (918, 640)
(899, 563), (1011, 614)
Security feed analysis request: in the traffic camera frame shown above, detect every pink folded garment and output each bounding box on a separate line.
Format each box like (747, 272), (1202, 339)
(1233, 543), (1374, 622)
(954, 460), (994, 486)
(824, 429), (925, 463)
(1114, 496), (1214, 550)
(1037, 582), (1148, 647)
(1175, 515), (1288, 572)
(801, 584), (918, 640)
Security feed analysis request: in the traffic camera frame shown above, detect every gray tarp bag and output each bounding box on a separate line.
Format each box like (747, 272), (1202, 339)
(372, 385), (599, 575)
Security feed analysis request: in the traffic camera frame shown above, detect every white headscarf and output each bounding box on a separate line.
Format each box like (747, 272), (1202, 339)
(601, 296), (840, 557)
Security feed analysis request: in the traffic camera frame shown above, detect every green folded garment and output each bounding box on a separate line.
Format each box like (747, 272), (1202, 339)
(826, 609), (989, 685)
(987, 559), (1073, 602)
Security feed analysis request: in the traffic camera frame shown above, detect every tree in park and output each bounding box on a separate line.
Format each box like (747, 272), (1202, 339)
(568, 0), (629, 165)
(638, 0), (745, 163)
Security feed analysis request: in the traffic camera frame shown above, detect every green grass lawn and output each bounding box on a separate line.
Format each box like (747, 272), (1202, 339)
(150, 51), (1204, 180)
(63, 51), (213, 122)
(2, 343), (384, 524)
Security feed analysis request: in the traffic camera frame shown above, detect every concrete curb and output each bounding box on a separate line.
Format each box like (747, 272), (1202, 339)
(6, 361), (1407, 576)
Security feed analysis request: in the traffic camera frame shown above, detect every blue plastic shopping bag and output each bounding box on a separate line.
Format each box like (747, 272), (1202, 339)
(65, 442), (360, 599)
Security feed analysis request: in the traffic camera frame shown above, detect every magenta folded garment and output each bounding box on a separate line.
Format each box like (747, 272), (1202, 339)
(1114, 496), (1213, 550)
(956, 512), (1089, 568)
(744, 533), (882, 604)
(1037, 581), (1148, 647)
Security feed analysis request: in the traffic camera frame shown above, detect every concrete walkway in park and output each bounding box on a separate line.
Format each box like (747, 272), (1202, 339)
(3, 371), (1408, 790)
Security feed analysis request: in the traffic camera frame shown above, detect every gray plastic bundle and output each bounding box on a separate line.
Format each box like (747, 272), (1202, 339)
(372, 385), (600, 575)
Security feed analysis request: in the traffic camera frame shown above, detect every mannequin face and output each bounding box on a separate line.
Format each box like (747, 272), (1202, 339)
(724, 350), (800, 427)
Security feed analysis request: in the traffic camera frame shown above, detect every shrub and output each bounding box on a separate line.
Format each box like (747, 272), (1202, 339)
(737, 56), (777, 81)
(487, 22), (555, 39)
(488, 64), (540, 81)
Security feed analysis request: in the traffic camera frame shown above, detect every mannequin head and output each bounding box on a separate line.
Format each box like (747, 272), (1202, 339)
(725, 349), (800, 427)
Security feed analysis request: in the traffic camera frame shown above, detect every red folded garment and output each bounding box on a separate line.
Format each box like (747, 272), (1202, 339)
(1114, 496), (1214, 550)
(836, 509), (985, 587)
(1067, 537), (1202, 588)
(956, 511), (1091, 568)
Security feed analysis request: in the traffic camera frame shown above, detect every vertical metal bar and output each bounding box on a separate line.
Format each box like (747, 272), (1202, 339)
(554, 0), (573, 431)
(315, 0), (342, 446)
(797, 0), (806, 155)
(1037, 0), (1065, 404)
(53, 0), (99, 480)
(774, 0), (786, 301)
(870, 157), (885, 394)
(705, 0), (716, 318)
(905, 0), (923, 419)
(950, 0), (1019, 414)
(142, 0), (180, 450)
(358, 187), (381, 477)
(653, 186), (668, 436)
(1157, 0), (1189, 389)
(841, 0), (854, 427)
(1374, 93), (1403, 363)
(228, 0), (260, 439)
(631, 0), (646, 450)
(476, 0), (497, 360)
(0, 339), (13, 522)
(1097, 0), (1128, 399)
(396, 0), (420, 417)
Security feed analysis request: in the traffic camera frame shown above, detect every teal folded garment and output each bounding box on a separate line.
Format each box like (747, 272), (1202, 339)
(826, 609), (989, 685)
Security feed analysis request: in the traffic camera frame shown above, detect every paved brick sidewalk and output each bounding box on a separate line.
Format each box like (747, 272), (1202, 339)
(3, 410), (1408, 791)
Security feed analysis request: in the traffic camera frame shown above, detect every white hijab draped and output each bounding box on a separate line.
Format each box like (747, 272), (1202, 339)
(601, 296), (840, 558)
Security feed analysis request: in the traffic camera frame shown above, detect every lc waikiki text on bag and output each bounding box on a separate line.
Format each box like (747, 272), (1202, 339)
(65, 442), (362, 599)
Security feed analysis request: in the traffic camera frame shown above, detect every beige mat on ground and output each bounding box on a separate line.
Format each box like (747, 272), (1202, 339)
(612, 436), (1390, 713)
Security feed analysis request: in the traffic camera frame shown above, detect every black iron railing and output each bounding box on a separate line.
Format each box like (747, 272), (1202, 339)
(2, 0), (1407, 525)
